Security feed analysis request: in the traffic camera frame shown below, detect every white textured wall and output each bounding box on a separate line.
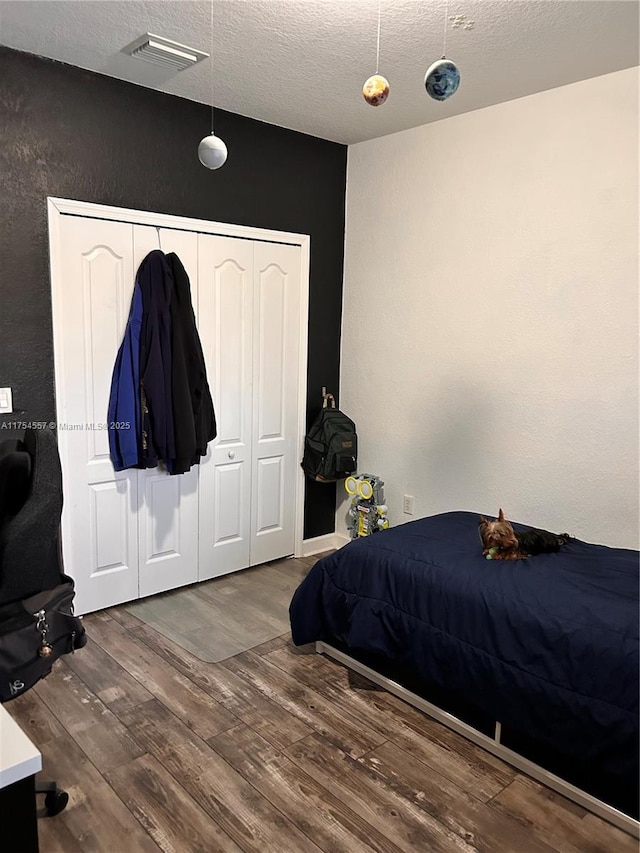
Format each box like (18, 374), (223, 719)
(338, 68), (639, 549)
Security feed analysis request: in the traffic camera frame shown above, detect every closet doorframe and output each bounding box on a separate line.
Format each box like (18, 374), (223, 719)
(48, 196), (310, 561)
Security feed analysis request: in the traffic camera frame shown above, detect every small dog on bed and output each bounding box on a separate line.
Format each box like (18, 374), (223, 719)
(479, 509), (571, 560)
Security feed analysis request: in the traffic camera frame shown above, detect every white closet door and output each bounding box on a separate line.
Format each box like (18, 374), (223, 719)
(53, 217), (138, 615)
(198, 235), (254, 580)
(250, 242), (301, 565)
(133, 226), (199, 598)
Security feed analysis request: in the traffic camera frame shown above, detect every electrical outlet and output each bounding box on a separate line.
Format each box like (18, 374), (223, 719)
(0, 387), (12, 414)
(403, 494), (414, 515)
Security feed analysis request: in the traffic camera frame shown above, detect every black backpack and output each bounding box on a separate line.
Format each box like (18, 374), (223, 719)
(302, 395), (357, 482)
(0, 577), (87, 702)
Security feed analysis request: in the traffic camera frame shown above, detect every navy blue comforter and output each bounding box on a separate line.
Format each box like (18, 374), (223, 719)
(290, 511), (639, 782)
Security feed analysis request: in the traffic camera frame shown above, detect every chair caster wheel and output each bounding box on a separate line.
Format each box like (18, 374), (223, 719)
(44, 790), (69, 816)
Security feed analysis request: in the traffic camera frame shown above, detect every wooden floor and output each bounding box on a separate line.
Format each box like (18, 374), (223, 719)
(8, 556), (636, 853)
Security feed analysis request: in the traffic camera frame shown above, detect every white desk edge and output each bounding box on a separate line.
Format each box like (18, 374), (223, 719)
(0, 703), (42, 789)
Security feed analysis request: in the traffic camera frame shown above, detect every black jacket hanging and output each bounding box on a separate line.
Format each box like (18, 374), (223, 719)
(138, 250), (175, 468)
(165, 252), (217, 475)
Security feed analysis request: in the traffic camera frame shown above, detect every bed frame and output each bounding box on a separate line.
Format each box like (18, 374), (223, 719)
(316, 641), (640, 839)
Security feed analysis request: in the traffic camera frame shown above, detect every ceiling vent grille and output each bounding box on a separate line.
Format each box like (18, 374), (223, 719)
(124, 33), (208, 71)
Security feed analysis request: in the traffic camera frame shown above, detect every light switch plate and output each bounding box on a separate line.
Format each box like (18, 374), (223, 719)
(0, 387), (13, 414)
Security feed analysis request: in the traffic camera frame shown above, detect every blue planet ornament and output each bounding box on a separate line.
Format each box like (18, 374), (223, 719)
(424, 58), (460, 101)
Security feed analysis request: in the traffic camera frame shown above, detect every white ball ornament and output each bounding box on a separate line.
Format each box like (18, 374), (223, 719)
(198, 133), (228, 169)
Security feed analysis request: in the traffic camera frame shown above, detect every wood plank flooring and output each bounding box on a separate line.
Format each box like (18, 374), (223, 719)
(6, 556), (636, 853)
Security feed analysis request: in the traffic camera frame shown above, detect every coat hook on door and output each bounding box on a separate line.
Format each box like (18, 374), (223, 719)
(322, 386), (336, 409)
(155, 226), (162, 251)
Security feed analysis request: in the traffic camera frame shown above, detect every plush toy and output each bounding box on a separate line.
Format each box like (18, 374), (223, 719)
(485, 547), (499, 560)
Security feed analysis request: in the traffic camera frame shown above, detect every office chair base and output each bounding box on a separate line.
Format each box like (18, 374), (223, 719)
(36, 781), (69, 816)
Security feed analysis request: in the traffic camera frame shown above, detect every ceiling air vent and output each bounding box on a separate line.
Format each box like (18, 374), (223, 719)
(124, 33), (209, 71)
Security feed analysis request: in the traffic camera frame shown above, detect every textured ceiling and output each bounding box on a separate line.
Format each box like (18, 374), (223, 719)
(0, 1), (638, 144)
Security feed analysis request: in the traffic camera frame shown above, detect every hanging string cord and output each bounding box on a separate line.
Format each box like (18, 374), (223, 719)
(442, 0), (448, 58)
(375, 0), (381, 74)
(210, 0), (214, 133)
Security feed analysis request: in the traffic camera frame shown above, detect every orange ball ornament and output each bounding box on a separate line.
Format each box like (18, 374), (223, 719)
(362, 74), (390, 107)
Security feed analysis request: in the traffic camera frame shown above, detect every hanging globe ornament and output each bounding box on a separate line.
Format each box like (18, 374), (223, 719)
(198, 0), (227, 169)
(424, 57), (460, 101)
(363, 1), (390, 107)
(198, 133), (228, 169)
(363, 74), (390, 107)
(425, 0), (461, 102)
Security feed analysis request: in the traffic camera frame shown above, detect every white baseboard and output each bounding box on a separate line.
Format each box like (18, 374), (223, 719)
(301, 532), (350, 557)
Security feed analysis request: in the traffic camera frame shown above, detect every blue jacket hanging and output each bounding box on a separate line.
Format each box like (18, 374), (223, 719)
(108, 250), (176, 471)
(108, 279), (143, 471)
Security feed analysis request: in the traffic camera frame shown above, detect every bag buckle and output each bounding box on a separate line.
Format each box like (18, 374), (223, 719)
(34, 608), (54, 658)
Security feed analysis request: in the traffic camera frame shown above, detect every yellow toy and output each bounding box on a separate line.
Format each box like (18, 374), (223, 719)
(345, 474), (389, 538)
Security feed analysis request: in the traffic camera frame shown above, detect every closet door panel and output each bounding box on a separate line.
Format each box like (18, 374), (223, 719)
(255, 456), (285, 532)
(198, 234), (253, 580)
(53, 216), (138, 615)
(53, 211), (306, 614)
(250, 242), (301, 565)
(133, 226), (199, 598)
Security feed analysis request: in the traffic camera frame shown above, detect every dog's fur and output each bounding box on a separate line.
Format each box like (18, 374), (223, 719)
(478, 509), (570, 560)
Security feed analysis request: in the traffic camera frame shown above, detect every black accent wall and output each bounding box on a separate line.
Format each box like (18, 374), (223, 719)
(0, 47), (346, 539)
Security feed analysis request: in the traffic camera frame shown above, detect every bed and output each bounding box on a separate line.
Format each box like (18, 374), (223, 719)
(289, 510), (639, 835)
